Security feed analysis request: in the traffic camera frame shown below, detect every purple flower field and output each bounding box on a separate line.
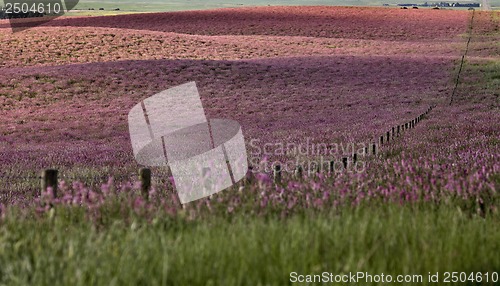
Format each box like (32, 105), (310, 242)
(0, 7), (499, 285)
(0, 7), (498, 216)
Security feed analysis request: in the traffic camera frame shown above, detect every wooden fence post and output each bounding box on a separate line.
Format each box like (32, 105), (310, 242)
(139, 168), (151, 198)
(41, 169), (58, 197)
(242, 166), (254, 186)
(353, 153), (358, 164)
(314, 163), (321, 175)
(372, 143), (377, 155)
(342, 157), (348, 169)
(273, 164), (282, 183)
(295, 165), (303, 179)
(397, 125), (400, 135)
(386, 131), (390, 142)
(380, 135), (384, 145)
(329, 160), (335, 173)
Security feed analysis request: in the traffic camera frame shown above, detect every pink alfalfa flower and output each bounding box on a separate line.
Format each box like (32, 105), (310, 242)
(255, 172), (272, 187)
(61, 186), (74, 205)
(36, 204), (51, 214)
(170, 192), (182, 208)
(120, 181), (134, 193)
(87, 190), (103, 206)
(287, 196), (297, 210)
(162, 198), (179, 216)
(133, 196), (146, 211)
(339, 188), (349, 199)
(322, 190), (330, 202)
(305, 193), (312, 208)
(71, 181), (89, 206)
(168, 176), (176, 187)
(310, 182), (321, 192)
(148, 186), (157, 199)
(313, 198), (324, 209)
(260, 194), (269, 208)
(276, 186), (286, 199)
(58, 180), (69, 194)
(286, 181), (301, 191)
(133, 181), (142, 190)
(40, 186), (56, 206)
(101, 176), (114, 197)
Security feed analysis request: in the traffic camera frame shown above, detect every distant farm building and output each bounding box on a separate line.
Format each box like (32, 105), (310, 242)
(398, 2), (480, 7)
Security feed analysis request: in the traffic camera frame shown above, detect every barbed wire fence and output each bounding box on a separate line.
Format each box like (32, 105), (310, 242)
(272, 105), (435, 181)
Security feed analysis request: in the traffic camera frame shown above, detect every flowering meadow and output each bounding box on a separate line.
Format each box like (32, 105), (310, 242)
(0, 6), (499, 285)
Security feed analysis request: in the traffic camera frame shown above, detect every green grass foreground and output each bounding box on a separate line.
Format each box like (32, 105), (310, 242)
(0, 205), (499, 285)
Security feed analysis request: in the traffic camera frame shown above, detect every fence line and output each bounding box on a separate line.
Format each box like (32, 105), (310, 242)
(37, 168), (153, 199)
(450, 8), (475, 105)
(273, 105), (435, 182)
(2, 105), (436, 187)
(0, 173), (139, 181)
